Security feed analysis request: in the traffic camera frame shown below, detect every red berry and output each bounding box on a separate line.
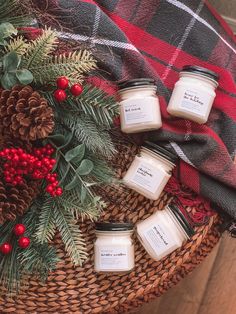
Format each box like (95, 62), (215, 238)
(0, 242), (12, 255)
(13, 224), (26, 236)
(35, 161), (42, 168)
(18, 237), (30, 249)
(34, 149), (41, 156)
(12, 155), (19, 162)
(46, 185), (54, 193)
(56, 76), (69, 89)
(55, 187), (63, 196)
(70, 84), (83, 96)
(5, 176), (11, 182)
(54, 89), (67, 102)
(50, 159), (56, 165)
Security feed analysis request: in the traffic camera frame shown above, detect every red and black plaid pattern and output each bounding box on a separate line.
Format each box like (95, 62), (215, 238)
(54, 0), (236, 220)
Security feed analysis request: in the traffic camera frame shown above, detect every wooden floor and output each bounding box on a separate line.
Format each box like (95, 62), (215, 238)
(136, 233), (236, 314)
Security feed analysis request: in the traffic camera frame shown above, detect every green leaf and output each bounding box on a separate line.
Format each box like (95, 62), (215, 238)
(3, 51), (20, 72)
(1, 72), (18, 89)
(65, 144), (85, 162)
(16, 69), (33, 85)
(0, 22), (17, 39)
(49, 132), (73, 150)
(59, 164), (70, 185)
(48, 134), (66, 146)
(77, 159), (94, 176)
(80, 186), (87, 204)
(65, 176), (80, 191)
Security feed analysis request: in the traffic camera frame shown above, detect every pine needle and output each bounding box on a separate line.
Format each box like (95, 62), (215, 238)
(59, 113), (116, 158)
(53, 205), (88, 266)
(5, 36), (29, 56)
(35, 197), (56, 244)
(30, 50), (97, 85)
(21, 27), (58, 69)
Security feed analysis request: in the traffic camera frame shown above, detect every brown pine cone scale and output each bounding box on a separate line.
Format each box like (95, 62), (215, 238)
(0, 171), (39, 224)
(0, 85), (54, 141)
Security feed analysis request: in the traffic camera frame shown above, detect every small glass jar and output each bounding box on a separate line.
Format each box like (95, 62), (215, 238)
(94, 222), (134, 273)
(136, 204), (195, 261)
(118, 78), (162, 133)
(123, 141), (177, 200)
(167, 65), (219, 124)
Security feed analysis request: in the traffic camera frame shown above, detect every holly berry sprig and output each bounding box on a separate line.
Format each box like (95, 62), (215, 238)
(54, 76), (83, 102)
(0, 224), (30, 255)
(0, 144), (63, 197)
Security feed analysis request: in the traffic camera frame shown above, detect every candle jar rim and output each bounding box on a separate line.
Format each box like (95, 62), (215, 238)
(95, 222), (134, 232)
(142, 141), (178, 165)
(167, 204), (195, 238)
(118, 78), (156, 90)
(181, 65), (219, 83)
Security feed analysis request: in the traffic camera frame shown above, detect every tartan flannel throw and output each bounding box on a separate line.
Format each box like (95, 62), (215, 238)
(50, 0), (236, 221)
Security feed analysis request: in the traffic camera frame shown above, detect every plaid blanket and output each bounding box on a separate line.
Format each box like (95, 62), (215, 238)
(43, 0), (236, 222)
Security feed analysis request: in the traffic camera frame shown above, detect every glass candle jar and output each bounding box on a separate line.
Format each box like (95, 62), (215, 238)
(94, 222), (134, 273)
(136, 204), (195, 261)
(118, 78), (162, 133)
(123, 141), (177, 200)
(167, 65), (219, 124)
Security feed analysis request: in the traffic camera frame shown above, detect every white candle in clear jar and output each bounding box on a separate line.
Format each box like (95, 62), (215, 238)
(167, 65), (219, 124)
(123, 142), (177, 200)
(94, 222), (134, 273)
(118, 78), (162, 133)
(136, 204), (195, 261)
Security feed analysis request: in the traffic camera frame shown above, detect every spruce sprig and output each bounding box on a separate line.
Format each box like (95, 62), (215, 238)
(57, 113), (116, 158)
(0, 201), (59, 294)
(0, 0), (33, 27)
(4, 28), (97, 87)
(5, 36), (29, 55)
(21, 27), (58, 68)
(53, 205), (87, 265)
(66, 85), (119, 127)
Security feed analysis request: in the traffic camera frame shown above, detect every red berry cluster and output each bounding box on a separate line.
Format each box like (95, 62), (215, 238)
(0, 224), (30, 255)
(54, 76), (83, 102)
(0, 144), (63, 197)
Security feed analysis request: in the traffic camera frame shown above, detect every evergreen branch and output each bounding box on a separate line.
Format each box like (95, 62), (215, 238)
(0, 237), (20, 293)
(35, 197), (56, 244)
(5, 36), (29, 55)
(29, 50), (97, 85)
(0, 199), (59, 294)
(21, 27), (58, 69)
(55, 190), (105, 221)
(58, 113), (116, 158)
(53, 205), (87, 266)
(67, 85), (118, 127)
(0, 0), (33, 26)
(19, 243), (59, 281)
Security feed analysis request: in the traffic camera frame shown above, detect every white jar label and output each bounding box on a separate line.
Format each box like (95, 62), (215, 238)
(130, 162), (165, 193)
(99, 247), (129, 269)
(180, 89), (211, 115)
(143, 223), (175, 253)
(123, 99), (154, 125)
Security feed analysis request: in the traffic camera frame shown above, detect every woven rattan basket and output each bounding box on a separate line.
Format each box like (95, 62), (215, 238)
(0, 143), (221, 313)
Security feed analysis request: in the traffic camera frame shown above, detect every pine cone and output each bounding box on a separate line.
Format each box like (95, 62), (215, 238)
(0, 170), (39, 224)
(0, 131), (32, 152)
(0, 85), (54, 141)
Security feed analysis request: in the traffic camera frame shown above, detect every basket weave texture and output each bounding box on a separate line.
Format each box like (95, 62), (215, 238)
(0, 143), (221, 313)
